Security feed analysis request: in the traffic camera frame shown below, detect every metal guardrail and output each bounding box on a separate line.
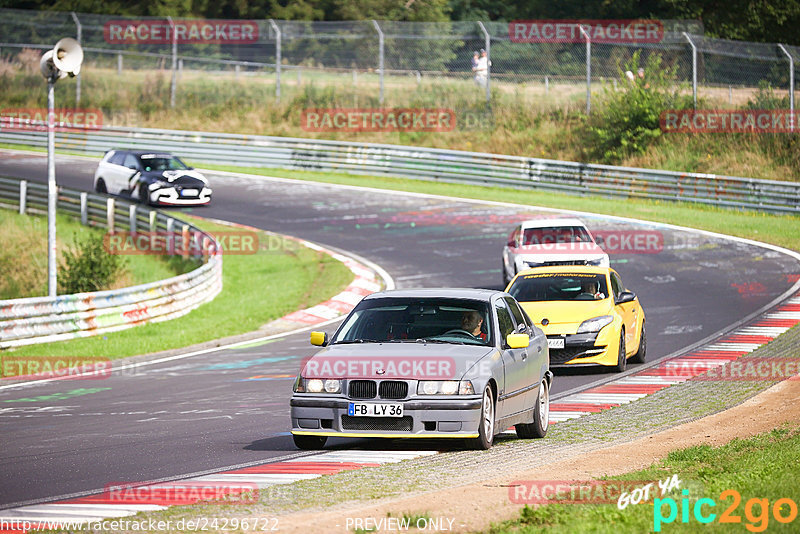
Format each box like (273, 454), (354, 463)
(0, 124), (798, 213)
(0, 176), (223, 349)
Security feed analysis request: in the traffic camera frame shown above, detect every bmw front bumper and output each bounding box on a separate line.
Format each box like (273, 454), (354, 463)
(290, 396), (483, 439)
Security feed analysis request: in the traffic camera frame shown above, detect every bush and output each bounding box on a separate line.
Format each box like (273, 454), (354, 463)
(58, 232), (125, 294)
(585, 51), (694, 163)
(745, 80), (790, 110)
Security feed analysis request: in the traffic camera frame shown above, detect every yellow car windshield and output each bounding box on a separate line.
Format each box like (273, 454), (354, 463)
(508, 273), (608, 302)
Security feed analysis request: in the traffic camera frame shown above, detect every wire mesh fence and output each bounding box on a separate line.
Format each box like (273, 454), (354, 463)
(0, 8), (796, 114)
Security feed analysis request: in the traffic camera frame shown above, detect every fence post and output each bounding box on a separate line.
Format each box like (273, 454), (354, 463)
(372, 20), (384, 105)
(117, 53), (123, 75)
(80, 192), (87, 225)
(167, 16), (177, 108)
(19, 180), (27, 215)
(477, 21), (491, 104)
(579, 25), (591, 114)
(70, 12), (81, 106)
(166, 217), (175, 255)
(106, 197), (115, 233)
(129, 204), (137, 234)
(545, 75), (549, 93)
(683, 32), (697, 109)
(777, 44), (795, 132)
(269, 19), (281, 102)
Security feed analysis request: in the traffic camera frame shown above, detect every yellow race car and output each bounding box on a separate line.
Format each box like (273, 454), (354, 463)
(505, 266), (645, 372)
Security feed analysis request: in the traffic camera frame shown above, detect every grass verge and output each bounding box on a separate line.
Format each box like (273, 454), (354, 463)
(2, 215), (354, 359)
(0, 209), (183, 299)
(3, 60), (800, 179)
(490, 424), (800, 533)
(199, 164), (800, 253)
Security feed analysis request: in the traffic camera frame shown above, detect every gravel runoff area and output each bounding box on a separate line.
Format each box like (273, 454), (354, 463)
(115, 323), (800, 533)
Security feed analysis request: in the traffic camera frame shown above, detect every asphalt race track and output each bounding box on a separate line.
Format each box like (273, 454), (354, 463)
(0, 150), (798, 508)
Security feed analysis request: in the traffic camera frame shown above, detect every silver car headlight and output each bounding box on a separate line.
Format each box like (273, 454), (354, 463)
(417, 380), (475, 395)
(294, 377), (342, 394)
(576, 315), (614, 334)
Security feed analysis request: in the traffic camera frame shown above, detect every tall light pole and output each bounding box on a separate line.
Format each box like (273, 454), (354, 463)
(39, 38), (84, 297)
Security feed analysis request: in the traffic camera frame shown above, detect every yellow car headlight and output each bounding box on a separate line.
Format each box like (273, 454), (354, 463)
(576, 315), (614, 334)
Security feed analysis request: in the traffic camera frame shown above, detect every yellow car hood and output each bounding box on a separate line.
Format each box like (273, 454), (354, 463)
(520, 299), (612, 335)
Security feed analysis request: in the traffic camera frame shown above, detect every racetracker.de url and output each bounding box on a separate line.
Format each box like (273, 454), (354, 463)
(0, 517), (279, 532)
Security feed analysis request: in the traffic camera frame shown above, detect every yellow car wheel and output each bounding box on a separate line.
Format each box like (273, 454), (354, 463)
(614, 331), (627, 373)
(630, 323), (646, 364)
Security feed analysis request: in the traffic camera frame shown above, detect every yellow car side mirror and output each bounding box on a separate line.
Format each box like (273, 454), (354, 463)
(506, 333), (530, 349)
(310, 331), (328, 346)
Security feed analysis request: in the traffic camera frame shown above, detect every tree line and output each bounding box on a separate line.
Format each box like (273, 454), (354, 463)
(2, 0), (799, 45)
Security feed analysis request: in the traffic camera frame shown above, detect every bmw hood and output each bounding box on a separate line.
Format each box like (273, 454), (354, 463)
(301, 343), (496, 381)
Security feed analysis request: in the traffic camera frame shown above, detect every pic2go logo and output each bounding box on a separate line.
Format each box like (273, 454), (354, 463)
(654, 489), (798, 532)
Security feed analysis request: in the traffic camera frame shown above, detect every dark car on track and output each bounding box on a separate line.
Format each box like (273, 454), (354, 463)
(93, 149), (212, 206)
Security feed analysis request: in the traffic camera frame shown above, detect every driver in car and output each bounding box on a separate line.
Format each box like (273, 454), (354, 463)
(461, 310), (487, 340)
(583, 281), (605, 300)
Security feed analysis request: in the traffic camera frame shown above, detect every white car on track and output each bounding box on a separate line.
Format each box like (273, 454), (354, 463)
(93, 149), (212, 206)
(502, 218), (609, 285)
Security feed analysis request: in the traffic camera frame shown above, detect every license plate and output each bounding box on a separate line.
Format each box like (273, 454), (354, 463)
(547, 337), (565, 349)
(180, 189), (198, 196)
(348, 402), (403, 417)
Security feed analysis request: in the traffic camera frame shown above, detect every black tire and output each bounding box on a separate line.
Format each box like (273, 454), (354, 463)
(502, 260), (511, 287)
(137, 183), (150, 205)
(613, 330), (627, 373)
(95, 178), (107, 194)
(516, 378), (549, 439)
(470, 384), (495, 450)
(629, 323), (647, 364)
(292, 434), (327, 450)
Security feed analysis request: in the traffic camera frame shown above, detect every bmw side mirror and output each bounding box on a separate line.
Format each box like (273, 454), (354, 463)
(506, 333), (530, 349)
(310, 331), (328, 346)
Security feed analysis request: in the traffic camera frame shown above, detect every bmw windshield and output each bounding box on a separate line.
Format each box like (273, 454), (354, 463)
(332, 298), (493, 346)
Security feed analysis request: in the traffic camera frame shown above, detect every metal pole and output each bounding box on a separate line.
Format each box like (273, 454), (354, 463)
(579, 25), (591, 114)
(168, 16), (177, 108)
(71, 12), (81, 107)
(778, 44), (795, 132)
(80, 192), (87, 225)
(47, 80), (57, 297)
(372, 20), (384, 105)
(19, 180), (27, 215)
(269, 19), (281, 102)
(683, 32), (697, 109)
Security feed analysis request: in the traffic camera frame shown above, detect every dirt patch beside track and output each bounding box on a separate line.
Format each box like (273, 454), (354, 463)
(278, 376), (800, 533)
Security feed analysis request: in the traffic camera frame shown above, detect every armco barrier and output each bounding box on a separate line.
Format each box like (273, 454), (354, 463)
(0, 124), (798, 213)
(0, 176), (222, 349)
